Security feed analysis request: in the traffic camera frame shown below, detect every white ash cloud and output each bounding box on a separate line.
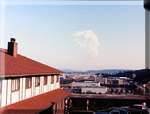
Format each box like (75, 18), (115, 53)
(73, 30), (100, 58)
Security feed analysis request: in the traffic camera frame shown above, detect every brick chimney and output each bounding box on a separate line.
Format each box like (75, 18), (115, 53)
(7, 38), (18, 57)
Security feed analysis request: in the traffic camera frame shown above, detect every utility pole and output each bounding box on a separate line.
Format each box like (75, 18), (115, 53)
(144, 0), (150, 69)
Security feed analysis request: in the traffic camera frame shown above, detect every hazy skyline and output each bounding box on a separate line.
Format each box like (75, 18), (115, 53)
(1, 1), (145, 71)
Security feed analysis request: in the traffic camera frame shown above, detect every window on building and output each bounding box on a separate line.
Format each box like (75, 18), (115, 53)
(0, 79), (2, 95)
(51, 76), (54, 84)
(26, 77), (32, 89)
(44, 76), (48, 85)
(56, 76), (59, 83)
(11, 78), (20, 92)
(35, 77), (40, 87)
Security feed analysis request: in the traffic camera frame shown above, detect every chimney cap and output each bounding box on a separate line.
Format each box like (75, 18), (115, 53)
(10, 38), (16, 42)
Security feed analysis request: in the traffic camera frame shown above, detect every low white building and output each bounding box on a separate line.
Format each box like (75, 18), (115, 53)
(71, 81), (108, 94)
(71, 81), (100, 88)
(81, 87), (108, 94)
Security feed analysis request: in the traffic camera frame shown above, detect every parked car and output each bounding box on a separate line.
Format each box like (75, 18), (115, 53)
(109, 107), (149, 114)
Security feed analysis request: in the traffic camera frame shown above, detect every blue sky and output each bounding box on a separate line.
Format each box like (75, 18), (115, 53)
(1, 1), (145, 70)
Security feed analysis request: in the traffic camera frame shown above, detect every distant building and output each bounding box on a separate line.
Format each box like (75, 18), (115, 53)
(81, 87), (107, 94)
(145, 82), (150, 96)
(71, 81), (107, 94)
(72, 81), (100, 87)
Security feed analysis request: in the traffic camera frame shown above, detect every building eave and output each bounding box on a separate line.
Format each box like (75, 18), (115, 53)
(0, 72), (63, 79)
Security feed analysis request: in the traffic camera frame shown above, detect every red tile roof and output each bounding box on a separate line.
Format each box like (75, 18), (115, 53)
(0, 89), (71, 114)
(0, 49), (62, 78)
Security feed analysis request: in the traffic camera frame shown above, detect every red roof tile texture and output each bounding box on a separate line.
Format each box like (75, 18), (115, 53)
(0, 49), (62, 77)
(0, 89), (71, 114)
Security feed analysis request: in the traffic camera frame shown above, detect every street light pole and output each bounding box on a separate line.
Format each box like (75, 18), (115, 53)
(144, 0), (150, 69)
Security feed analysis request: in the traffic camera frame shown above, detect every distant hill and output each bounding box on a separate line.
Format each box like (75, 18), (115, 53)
(62, 69), (78, 73)
(63, 69), (130, 75)
(86, 69), (130, 75)
(63, 68), (150, 84)
(110, 69), (150, 84)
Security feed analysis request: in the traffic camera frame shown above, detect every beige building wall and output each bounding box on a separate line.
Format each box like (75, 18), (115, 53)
(0, 75), (60, 108)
